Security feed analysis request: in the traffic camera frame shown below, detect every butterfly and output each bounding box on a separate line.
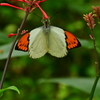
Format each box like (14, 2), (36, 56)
(15, 18), (81, 59)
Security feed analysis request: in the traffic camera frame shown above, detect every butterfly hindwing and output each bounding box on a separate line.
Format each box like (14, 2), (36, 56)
(65, 31), (81, 49)
(15, 33), (29, 51)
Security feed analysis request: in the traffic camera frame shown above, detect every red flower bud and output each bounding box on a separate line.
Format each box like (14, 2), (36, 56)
(8, 34), (16, 38)
(83, 12), (95, 30)
(93, 6), (100, 20)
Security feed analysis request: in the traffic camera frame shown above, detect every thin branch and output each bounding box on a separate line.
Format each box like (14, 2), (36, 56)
(89, 29), (100, 100)
(89, 75), (100, 100)
(91, 29), (99, 73)
(0, 11), (30, 89)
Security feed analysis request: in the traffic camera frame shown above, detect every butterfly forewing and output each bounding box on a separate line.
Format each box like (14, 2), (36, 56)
(29, 27), (48, 59)
(65, 31), (81, 49)
(48, 26), (68, 57)
(15, 33), (29, 51)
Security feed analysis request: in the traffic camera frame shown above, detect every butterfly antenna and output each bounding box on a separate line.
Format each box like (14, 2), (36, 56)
(51, 10), (60, 19)
(33, 12), (42, 19)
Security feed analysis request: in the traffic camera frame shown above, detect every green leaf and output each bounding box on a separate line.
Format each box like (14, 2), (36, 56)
(79, 39), (100, 53)
(79, 39), (93, 49)
(39, 78), (100, 97)
(0, 86), (20, 97)
(0, 32), (13, 44)
(0, 43), (28, 59)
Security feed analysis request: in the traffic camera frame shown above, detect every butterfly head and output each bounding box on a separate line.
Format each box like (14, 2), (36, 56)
(41, 18), (50, 33)
(41, 18), (50, 28)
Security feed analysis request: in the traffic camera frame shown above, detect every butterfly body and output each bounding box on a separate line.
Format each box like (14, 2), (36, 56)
(15, 18), (81, 59)
(29, 26), (67, 58)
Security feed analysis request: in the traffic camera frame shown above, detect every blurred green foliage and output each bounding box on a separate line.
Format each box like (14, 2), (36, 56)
(0, 0), (100, 100)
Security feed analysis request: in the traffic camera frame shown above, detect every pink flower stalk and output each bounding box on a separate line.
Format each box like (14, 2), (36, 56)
(0, 3), (25, 11)
(8, 30), (28, 38)
(35, 2), (49, 19)
(93, 6), (100, 20)
(0, 0), (49, 19)
(8, 33), (17, 38)
(83, 12), (95, 30)
(0, 0), (47, 12)
(9, 0), (46, 4)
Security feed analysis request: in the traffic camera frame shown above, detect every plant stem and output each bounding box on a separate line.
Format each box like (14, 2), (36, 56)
(89, 75), (100, 100)
(89, 29), (100, 100)
(0, 11), (29, 89)
(91, 30), (99, 72)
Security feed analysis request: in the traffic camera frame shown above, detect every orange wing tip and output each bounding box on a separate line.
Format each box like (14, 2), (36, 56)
(15, 46), (28, 52)
(67, 41), (81, 49)
(15, 33), (29, 52)
(65, 31), (81, 50)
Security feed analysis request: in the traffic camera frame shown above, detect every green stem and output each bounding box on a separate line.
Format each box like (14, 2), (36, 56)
(91, 30), (99, 72)
(89, 75), (100, 100)
(88, 29), (100, 100)
(0, 11), (29, 89)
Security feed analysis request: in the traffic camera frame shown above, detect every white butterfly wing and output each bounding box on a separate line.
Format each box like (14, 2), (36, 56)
(48, 26), (68, 57)
(29, 27), (48, 59)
